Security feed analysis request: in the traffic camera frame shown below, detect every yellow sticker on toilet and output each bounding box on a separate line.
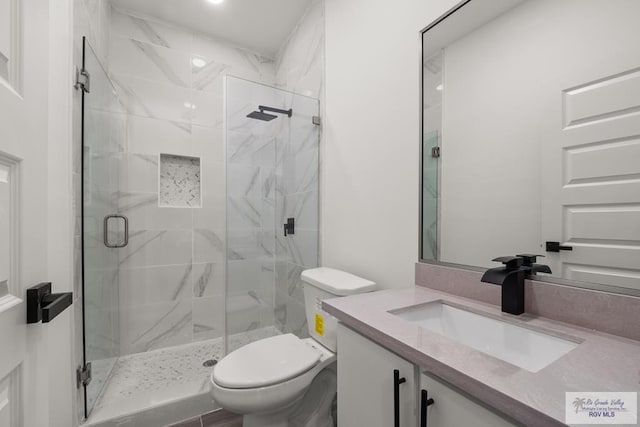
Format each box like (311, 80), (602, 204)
(315, 313), (324, 336)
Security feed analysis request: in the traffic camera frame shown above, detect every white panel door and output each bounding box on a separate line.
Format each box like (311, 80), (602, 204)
(540, 0), (640, 291)
(337, 324), (417, 427)
(0, 0), (55, 426)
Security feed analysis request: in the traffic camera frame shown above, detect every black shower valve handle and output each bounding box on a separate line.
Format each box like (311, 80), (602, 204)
(284, 218), (295, 236)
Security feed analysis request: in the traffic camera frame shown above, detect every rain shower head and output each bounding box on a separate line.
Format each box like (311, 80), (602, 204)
(247, 110), (278, 121)
(247, 105), (293, 121)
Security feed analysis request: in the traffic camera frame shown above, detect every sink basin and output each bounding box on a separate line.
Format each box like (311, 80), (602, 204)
(390, 301), (579, 372)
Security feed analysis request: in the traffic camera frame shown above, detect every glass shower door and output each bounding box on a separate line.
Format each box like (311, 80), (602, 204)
(81, 38), (124, 416)
(274, 92), (320, 337)
(224, 77), (320, 350)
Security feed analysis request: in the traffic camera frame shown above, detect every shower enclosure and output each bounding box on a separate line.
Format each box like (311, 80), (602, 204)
(225, 76), (320, 351)
(81, 38), (320, 423)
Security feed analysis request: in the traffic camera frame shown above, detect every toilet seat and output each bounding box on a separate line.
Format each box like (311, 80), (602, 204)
(210, 337), (336, 416)
(213, 334), (321, 389)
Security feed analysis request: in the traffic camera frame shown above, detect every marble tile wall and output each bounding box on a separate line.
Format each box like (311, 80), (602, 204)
(108, 8), (276, 356)
(225, 77), (280, 337)
(224, 76), (320, 343)
(274, 94), (320, 338)
(272, 0), (324, 338)
(274, 0), (325, 99)
(159, 154), (202, 208)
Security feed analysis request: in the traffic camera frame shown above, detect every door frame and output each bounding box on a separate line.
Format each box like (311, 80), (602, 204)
(47, 0), (78, 425)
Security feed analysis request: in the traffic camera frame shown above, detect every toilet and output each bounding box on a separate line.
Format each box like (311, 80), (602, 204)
(209, 267), (377, 427)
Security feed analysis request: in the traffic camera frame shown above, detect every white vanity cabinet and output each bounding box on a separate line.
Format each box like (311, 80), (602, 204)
(420, 373), (519, 427)
(337, 323), (520, 427)
(337, 324), (417, 427)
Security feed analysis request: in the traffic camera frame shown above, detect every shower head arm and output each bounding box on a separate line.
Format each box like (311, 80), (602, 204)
(259, 105), (293, 117)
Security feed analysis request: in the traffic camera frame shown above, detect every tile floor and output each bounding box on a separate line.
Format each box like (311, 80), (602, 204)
(169, 409), (242, 427)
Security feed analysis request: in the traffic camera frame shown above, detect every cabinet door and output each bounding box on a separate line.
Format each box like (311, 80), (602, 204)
(337, 324), (417, 427)
(420, 373), (520, 427)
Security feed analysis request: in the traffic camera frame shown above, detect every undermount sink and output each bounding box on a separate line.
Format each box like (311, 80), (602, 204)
(389, 301), (580, 373)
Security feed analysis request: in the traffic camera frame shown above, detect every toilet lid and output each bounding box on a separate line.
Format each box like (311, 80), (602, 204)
(213, 334), (321, 389)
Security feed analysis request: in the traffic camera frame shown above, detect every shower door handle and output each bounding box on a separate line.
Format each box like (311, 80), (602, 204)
(103, 214), (129, 248)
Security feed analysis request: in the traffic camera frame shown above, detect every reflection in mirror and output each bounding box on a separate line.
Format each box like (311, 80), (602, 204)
(422, 50), (442, 261)
(0, 164), (9, 294)
(421, 0), (640, 295)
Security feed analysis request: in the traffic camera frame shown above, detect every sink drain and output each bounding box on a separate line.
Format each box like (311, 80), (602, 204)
(203, 359), (218, 367)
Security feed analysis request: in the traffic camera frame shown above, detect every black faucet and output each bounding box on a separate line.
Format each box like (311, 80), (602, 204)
(481, 255), (551, 315)
(517, 254), (552, 275)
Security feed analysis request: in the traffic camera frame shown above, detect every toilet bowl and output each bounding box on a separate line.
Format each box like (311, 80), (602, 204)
(210, 335), (335, 416)
(209, 267), (376, 427)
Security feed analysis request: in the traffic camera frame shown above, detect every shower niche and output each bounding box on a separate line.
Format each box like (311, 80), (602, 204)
(159, 153), (202, 208)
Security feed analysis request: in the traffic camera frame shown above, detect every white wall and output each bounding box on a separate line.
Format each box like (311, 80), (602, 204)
(323, 0), (459, 288)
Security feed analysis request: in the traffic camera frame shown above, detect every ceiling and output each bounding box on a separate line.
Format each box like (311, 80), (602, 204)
(109, 0), (312, 57)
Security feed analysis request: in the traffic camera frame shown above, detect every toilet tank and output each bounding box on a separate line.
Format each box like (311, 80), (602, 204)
(301, 268), (377, 352)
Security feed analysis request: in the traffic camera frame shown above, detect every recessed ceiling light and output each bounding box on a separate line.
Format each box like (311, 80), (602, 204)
(184, 102), (197, 110)
(206, 0), (224, 4)
(436, 84), (443, 91)
(192, 57), (207, 68)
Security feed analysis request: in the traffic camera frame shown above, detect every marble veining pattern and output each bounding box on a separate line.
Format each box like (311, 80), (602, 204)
(194, 263), (222, 298)
(159, 154), (202, 207)
(117, 229), (195, 269)
(274, 0), (325, 99)
(111, 10), (192, 51)
(134, 39), (188, 85)
(129, 302), (192, 353)
(107, 5), (282, 362)
(119, 264), (193, 307)
(226, 75), (320, 340)
(192, 60), (230, 92)
(270, 0), (323, 344)
(110, 37), (191, 88)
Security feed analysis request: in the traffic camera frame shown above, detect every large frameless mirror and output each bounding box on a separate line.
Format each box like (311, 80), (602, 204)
(420, 0), (640, 296)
